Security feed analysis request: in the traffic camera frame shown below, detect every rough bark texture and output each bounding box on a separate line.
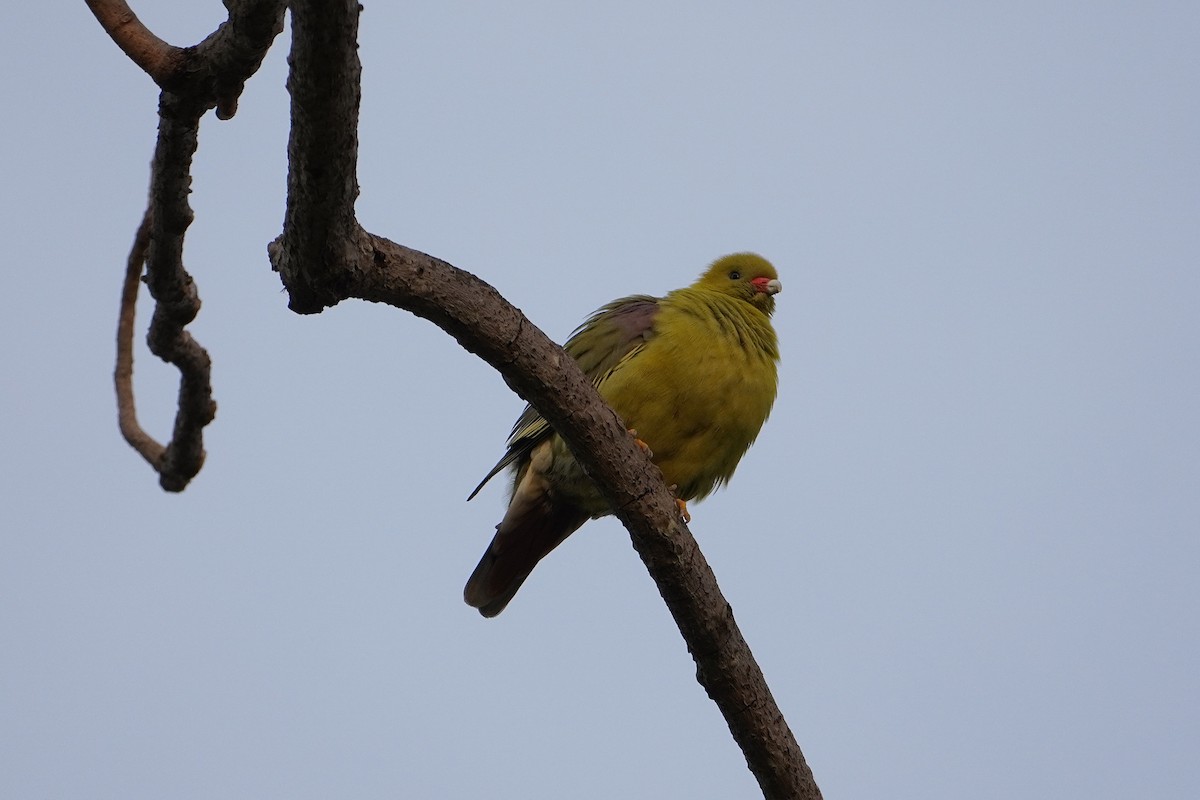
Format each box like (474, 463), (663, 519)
(93, 0), (286, 490)
(97, 2), (822, 796)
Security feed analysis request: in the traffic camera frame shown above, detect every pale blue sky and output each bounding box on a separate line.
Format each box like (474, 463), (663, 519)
(3, 3), (1198, 798)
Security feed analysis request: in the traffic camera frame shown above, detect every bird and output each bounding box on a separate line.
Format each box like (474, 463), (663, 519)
(464, 253), (782, 617)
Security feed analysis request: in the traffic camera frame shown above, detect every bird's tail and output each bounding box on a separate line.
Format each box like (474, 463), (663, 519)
(464, 489), (587, 617)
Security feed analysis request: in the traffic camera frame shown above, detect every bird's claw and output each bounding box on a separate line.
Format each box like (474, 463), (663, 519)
(627, 428), (653, 458)
(667, 487), (691, 524)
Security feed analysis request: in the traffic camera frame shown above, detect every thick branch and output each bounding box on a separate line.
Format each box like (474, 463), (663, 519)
(192, 0), (291, 119)
(142, 91), (215, 491)
(270, 3), (821, 797)
(87, 0), (285, 115)
(94, 0), (287, 490)
(271, 0), (365, 313)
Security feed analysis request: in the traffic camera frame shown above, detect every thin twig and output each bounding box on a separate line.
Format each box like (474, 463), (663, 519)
(114, 207), (166, 468)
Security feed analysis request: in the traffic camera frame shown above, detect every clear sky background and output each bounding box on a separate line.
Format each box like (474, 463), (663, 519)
(3, 3), (1198, 798)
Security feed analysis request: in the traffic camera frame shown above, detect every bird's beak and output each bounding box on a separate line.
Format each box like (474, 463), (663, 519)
(751, 277), (783, 295)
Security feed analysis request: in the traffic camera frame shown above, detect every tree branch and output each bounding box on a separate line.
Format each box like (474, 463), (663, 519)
(87, 0), (285, 116)
(93, 0), (287, 490)
(85, 0), (182, 84)
(115, 208), (167, 467)
(269, 3), (822, 797)
(270, 0), (365, 313)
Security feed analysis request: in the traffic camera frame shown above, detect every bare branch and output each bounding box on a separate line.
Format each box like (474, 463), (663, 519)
(87, 0), (285, 115)
(270, 0), (365, 313)
(85, 0), (182, 84)
(115, 208), (167, 467)
(136, 90), (212, 492)
(269, 3), (822, 797)
(193, 0), (290, 120)
(95, 0), (286, 490)
(113, 196), (216, 494)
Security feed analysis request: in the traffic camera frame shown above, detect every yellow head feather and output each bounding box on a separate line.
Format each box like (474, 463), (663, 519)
(692, 252), (782, 316)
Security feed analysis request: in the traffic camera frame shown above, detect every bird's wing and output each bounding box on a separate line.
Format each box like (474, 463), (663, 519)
(467, 294), (661, 499)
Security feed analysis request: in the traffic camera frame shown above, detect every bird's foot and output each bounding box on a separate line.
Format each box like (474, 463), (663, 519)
(667, 487), (691, 524)
(627, 428), (653, 458)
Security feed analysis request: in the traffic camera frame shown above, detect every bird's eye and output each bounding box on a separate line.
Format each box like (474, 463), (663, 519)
(728, 270), (741, 280)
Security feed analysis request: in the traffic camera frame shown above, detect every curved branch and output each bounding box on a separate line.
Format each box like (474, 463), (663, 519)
(357, 236), (822, 800)
(193, 0), (290, 120)
(94, 0), (287, 490)
(269, 3), (822, 797)
(138, 90), (213, 492)
(87, 0), (285, 113)
(85, 0), (182, 84)
(115, 208), (167, 467)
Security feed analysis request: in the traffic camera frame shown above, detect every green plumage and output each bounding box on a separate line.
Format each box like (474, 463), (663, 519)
(465, 253), (782, 616)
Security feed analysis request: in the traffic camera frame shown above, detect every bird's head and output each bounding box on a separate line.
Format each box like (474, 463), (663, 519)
(695, 253), (782, 315)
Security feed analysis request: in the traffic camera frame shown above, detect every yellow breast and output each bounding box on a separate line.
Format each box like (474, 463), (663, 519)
(599, 287), (779, 501)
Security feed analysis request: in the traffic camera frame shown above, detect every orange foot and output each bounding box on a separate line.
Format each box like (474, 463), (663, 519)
(627, 428), (653, 458)
(674, 497), (691, 524)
